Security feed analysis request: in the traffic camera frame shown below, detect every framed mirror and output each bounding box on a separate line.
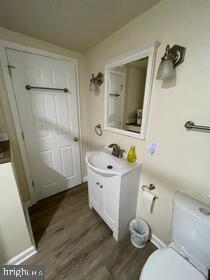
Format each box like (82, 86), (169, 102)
(104, 41), (160, 139)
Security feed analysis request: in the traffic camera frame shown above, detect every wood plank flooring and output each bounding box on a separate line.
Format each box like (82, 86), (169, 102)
(25, 183), (156, 280)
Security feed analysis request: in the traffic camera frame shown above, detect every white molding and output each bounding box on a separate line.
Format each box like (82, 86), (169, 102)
(6, 246), (37, 265)
(104, 41), (161, 140)
(0, 39), (82, 203)
(0, 132), (8, 140)
(82, 176), (88, 183)
(23, 204), (36, 249)
(105, 41), (161, 68)
(106, 69), (126, 130)
(25, 200), (33, 208)
(151, 233), (167, 249)
(0, 39), (77, 64)
(74, 55), (83, 187)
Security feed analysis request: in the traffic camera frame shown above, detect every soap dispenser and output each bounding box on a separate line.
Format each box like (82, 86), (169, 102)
(127, 146), (136, 163)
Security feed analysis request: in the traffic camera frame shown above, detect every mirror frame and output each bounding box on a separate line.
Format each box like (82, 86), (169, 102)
(104, 41), (160, 140)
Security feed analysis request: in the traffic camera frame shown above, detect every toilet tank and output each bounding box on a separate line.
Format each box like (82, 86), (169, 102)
(172, 192), (210, 271)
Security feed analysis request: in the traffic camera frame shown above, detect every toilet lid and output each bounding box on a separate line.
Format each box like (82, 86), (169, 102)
(141, 248), (205, 280)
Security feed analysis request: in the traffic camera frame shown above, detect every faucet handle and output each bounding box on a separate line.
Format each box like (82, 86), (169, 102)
(108, 143), (117, 148)
(119, 149), (126, 158)
(108, 143), (119, 157)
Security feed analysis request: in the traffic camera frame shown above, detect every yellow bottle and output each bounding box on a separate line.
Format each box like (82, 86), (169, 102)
(127, 145), (137, 163)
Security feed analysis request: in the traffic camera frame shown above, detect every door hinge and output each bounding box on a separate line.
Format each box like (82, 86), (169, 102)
(8, 65), (15, 77)
(21, 131), (25, 141)
(32, 181), (35, 188)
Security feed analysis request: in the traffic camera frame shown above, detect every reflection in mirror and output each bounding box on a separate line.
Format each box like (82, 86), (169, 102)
(107, 57), (148, 134)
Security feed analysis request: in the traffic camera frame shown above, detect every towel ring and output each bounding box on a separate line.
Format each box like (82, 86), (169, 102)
(95, 124), (102, 136)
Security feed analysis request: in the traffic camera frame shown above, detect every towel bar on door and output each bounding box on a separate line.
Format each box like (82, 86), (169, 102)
(25, 85), (69, 93)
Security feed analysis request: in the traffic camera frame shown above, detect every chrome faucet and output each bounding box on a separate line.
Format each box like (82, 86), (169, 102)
(108, 143), (125, 158)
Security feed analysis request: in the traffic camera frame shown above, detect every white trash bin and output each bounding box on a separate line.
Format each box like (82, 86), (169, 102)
(129, 218), (150, 248)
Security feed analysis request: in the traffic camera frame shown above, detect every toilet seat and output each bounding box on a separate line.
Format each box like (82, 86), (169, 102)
(140, 248), (205, 280)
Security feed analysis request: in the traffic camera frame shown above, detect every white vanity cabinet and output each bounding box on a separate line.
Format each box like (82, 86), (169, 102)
(87, 164), (141, 241)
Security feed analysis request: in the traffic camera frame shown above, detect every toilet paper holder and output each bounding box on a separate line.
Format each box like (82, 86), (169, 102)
(142, 184), (158, 199)
(142, 184), (155, 191)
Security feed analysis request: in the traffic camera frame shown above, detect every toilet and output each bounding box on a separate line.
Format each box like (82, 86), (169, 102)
(140, 192), (210, 280)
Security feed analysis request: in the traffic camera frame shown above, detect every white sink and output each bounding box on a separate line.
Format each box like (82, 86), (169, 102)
(85, 149), (141, 176)
(86, 148), (141, 240)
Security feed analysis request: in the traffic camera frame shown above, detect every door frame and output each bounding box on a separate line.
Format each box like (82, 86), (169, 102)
(107, 69), (126, 129)
(0, 39), (83, 204)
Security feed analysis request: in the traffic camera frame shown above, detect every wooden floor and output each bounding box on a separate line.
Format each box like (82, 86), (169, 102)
(26, 183), (156, 280)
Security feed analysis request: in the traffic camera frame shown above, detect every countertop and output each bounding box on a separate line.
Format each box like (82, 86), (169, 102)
(0, 140), (11, 164)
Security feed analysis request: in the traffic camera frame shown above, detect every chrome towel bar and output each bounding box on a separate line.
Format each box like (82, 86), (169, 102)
(109, 93), (120, 97)
(185, 121), (210, 131)
(25, 85), (69, 93)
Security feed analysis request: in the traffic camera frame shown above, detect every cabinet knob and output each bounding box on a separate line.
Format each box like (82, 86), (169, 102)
(100, 185), (103, 189)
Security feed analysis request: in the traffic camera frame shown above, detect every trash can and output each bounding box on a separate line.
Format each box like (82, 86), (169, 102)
(129, 218), (150, 248)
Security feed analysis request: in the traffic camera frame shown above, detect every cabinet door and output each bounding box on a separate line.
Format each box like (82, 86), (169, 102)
(88, 168), (103, 211)
(102, 176), (120, 227)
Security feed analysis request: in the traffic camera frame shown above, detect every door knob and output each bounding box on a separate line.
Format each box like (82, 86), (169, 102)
(73, 137), (79, 142)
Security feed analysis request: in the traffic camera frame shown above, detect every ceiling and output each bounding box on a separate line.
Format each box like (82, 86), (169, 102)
(0, 0), (162, 53)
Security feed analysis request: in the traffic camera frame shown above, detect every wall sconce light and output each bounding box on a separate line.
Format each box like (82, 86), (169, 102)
(156, 44), (186, 80)
(89, 72), (104, 91)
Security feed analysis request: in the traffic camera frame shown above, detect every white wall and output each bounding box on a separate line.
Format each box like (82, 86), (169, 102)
(85, 0), (210, 244)
(0, 27), (88, 202)
(0, 163), (32, 263)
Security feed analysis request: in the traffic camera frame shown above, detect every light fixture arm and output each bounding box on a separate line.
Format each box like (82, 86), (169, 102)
(95, 72), (104, 86)
(90, 73), (95, 82)
(162, 44), (171, 61)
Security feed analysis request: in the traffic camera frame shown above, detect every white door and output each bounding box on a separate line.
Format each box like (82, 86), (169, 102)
(7, 49), (81, 200)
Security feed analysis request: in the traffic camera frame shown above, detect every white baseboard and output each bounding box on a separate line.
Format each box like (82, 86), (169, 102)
(24, 203), (37, 249)
(25, 200), (33, 208)
(0, 132), (8, 141)
(82, 176), (88, 183)
(151, 233), (167, 249)
(6, 246), (37, 265)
